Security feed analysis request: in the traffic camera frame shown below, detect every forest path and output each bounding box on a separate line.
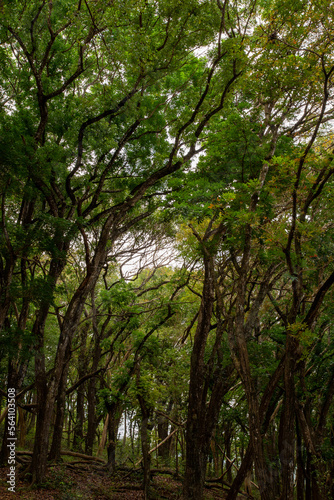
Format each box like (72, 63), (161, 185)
(0, 464), (241, 499)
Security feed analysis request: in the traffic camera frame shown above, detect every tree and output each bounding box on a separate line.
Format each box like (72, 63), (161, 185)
(1, 1), (334, 498)
(0, 0), (243, 484)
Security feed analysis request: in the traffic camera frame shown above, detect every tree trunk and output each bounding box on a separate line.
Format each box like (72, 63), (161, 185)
(48, 346), (71, 461)
(157, 400), (173, 462)
(140, 415), (151, 500)
(0, 361), (19, 465)
(279, 339), (296, 500)
(136, 383), (152, 500)
(29, 250), (69, 484)
(296, 419), (305, 500)
(182, 255), (215, 500)
(107, 404), (122, 472)
(98, 414), (109, 456)
(183, 252), (233, 499)
(73, 325), (89, 451)
(224, 424), (233, 484)
(226, 444), (253, 500)
(73, 383), (85, 452)
(226, 358), (285, 500)
(264, 424), (280, 498)
(30, 223), (111, 483)
(85, 340), (102, 455)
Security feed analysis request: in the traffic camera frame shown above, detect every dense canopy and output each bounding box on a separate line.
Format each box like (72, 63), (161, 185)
(1, 1), (334, 499)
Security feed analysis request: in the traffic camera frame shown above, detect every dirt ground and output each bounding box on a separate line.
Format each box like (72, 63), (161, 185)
(0, 464), (231, 499)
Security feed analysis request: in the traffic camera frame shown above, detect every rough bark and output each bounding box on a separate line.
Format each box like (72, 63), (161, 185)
(73, 375), (86, 452)
(29, 215), (113, 483)
(137, 384), (153, 500)
(182, 255), (216, 500)
(85, 324), (102, 455)
(226, 357), (285, 500)
(157, 400), (173, 461)
(182, 247), (234, 499)
(0, 361), (20, 465)
(278, 352), (296, 500)
(48, 344), (71, 461)
(30, 254), (69, 484)
(107, 405), (122, 472)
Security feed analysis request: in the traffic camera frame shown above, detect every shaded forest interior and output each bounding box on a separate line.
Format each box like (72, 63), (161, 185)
(1, 0), (334, 499)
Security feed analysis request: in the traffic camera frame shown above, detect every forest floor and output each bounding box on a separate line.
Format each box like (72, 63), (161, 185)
(0, 464), (238, 499)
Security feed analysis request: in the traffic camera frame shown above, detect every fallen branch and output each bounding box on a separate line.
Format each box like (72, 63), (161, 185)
(216, 443), (259, 491)
(204, 480), (253, 498)
(135, 425), (182, 466)
(113, 485), (143, 491)
(60, 450), (106, 463)
(16, 449), (105, 463)
(205, 459), (235, 483)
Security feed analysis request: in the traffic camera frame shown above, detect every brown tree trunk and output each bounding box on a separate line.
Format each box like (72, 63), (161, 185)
(48, 345), (71, 461)
(136, 385), (153, 500)
(224, 424), (233, 484)
(107, 404), (122, 472)
(264, 424), (280, 499)
(226, 444), (253, 500)
(231, 303), (273, 499)
(157, 400), (173, 462)
(226, 358), (285, 500)
(85, 380), (98, 455)
(73, 326), (89, 451)
(0, 289), (31, 464)
(0, 361), (19, 465)
(29, 248), (69, 484)
(73, 384), (85, 452)
(30, 222), (111, 483)
(183, 250), (233, 499)
(140, 414), (152, 500)
(305, 451), (312, 500)
(296, 420), (305, 500)
(85, 340), (102, 455)
(182, 255), (215, 500)
(279, 338), (296, 500)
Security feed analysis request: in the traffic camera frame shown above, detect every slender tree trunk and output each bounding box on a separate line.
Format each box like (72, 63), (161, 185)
(73, 326), (89, 451)
(85, 341), (102, 455)
(30, 224), (111, 483)
(231, 319), (272, 499)
(226, 358), (285, 500)
(18, 406), (27, 448)
(264, 424), (280, 498)
(0, 361), (19, 465)
(226, 444), (253, 500)
(98, 414), (109, 456)
(48, 345), (71, 461)
(107, 404), (122, 472)
(157, 400), (173, 462)
(279, 339), (296, 500)
(30, 354), (52, 483)
(224, 424), (233, 484)
(85, 381), (97, 455)
(305, 451), (312, 500)
(296, 422), (305, 500)
(29, 249), (69, 484)
(136, 379), (153, 500)
(140, 414), (151, 500)
(73, 383), (85, 451)
(183, 257), (234, 499)
(182, 255), (215, 500)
